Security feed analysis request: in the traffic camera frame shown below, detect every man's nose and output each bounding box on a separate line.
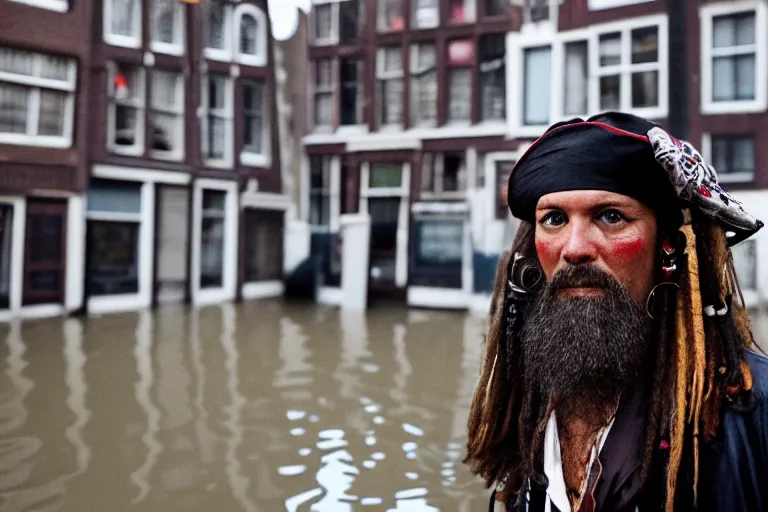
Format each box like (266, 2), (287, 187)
(562, 222), (598, 265)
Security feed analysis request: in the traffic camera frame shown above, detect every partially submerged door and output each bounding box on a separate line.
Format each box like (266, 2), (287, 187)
(23, 199), (67, 306)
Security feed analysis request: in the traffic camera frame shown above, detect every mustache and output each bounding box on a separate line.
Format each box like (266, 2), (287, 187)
(548, 264), (622, 292)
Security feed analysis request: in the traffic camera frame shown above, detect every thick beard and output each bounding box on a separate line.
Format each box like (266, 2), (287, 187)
(520, 264), (652, 418)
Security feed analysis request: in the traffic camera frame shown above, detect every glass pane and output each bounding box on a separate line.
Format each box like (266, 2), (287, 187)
(600, 75), (621, 110)
(208, 75), (227, 109)
(380, 78), (404, 125)
(340, 0), (362, 44)
(382, 47), (403, 72)
(200, 216), (224, 289)
(203, 189), (226, 212)
(486, 0), (505, 17)
(244, 113), (263, 153)
(316, 59), (333, 86)
(449, 0), (475, 23)
(111, 0), (137, 37)
(417, 220), (463, 263)
(315, 4), (332, 40)
(735, 13), (756, 45)
(379, 0), (404, 31)
(310, 194), (330, 226)
(38, 90), (67, 137)
(523, 46), (551, 126)
(448, 67), (472, 122)
(713, 56), (735, 101)
(315, 92), (333, 125)
(0, 83), (30, 134)
(240, 14), (258, 55)
(732, 137), (755, 174)
(631, 26), (658, 64)
(369, 164), (402, 188)
(150, 111), (180, 152)
(87, 180), (142, 214)
(88, 221), (140, 296)
(735, 54), (755, 100)
(412, 0), (438, 28)
(39, 55), (70, 81)
(206, 115), (226, 159)
(368, 197), (400, 243)
(731, 240), (756, 290)
(713, 15), (735, 48)
(631, 70), (658, 108)
(152, 71), (179, 108)
(244, 210), (283, 282)
(205, 0), (227, 49)
(712, 136), (729, 173)
(443, 152), (466, 192)
(599, 33), (621, 66)
(564, 41), (588, 115)
(340, 59), (362, 125)
(421, 153), (434, 192)
(412, 69), (437, 124)
(114, 105), (137, 146)
(0, 48), (35, 76)
(151, 0), (177, 44)
(112, 64), (142, 101)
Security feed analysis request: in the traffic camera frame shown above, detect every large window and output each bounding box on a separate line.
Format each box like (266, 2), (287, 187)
(235, 5), (268, 65)
(340, 59), (364, 126)
(200, 190), (226, 289)
(378, 0), (404, 31)
(150, 0), (183, 54)
(523, 46), (551, 126)
(204, 0), (233, 59)
(598, 26), (660, 111)
(410, 217), (464, 288)
(410, 44), (437, 126)
(340, 0), (363, 44)
(150, 70), (184, 159)
(105, 0), (141, 47)
(87, 180), (142, 297)
(0, 48), (76, 147)
(377, 47), (404, 127)
(313, 59), (334, 128)
(421, 152), (467, 196)
(242, 80), (268, 164)
(449, 0), (476, 24)
(447, 39), (474, 123)
(108, 62), (145, 155)
(315, 3), (334, 42)
(710, 134), (755, 183)
(412, 0), (439, 29)
(480, 34), (506, 121)
(564, 40), (588, 116)
(712, 12), (756, 102)
(202, 74), (233, 166)
(309, 156), (331, 227)
(244, 209), (284, 282)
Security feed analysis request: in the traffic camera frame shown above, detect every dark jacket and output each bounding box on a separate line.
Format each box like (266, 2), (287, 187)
(489, 350), (768, 512)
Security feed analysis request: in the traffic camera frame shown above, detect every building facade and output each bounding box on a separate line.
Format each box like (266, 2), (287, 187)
(302, 0), (768, 311)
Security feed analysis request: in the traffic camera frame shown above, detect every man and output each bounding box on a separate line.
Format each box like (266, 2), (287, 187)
(463, 112), (768, 512)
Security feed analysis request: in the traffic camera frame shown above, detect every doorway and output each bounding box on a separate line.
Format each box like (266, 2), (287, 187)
(155, 185), (190, 304)
(23, 198), (67, 306)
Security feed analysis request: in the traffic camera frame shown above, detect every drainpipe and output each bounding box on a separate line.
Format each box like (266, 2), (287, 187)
(667, 0), (688, 139)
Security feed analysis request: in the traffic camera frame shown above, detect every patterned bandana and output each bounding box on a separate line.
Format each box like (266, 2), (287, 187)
(506, 112), (763, 246)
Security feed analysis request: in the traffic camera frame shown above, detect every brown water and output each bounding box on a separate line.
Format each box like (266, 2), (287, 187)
(0, 301), (491, 512)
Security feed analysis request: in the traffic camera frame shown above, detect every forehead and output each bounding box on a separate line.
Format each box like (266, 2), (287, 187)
(536, 190), (648, 211)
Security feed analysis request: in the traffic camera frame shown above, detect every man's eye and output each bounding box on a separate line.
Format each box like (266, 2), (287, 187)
(540, 211), (567, 226)
(598, 210), (628, 225)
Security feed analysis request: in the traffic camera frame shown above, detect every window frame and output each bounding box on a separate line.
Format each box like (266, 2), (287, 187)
(308, 155), (333, 229)
(149, 69), (185, 161)
(201, 74), (234, 168)
(410, 43), (438, 127)
(339, 58), (365, 128)
(234, 4), (268, 67)
(204, 0), (234, 62)
(240, 79), (271, 167)
(701, 132), (756, 184)
(479, 33), (507, 123)
(311, 58), (336, 131)
(700, 1), (767, 114)
(7, 0), (68, 12)
(376, 46), (405, 129)
(420, 151), (468, 200)
(311, 0), (340, 45)
(446, 39), (475, 125)
(107, 61), (146, 157)
(150, 0), (185, 56)
(104, 0), (142, 49)
(0, 48), (77, 148)
(411, 0), (439, 29)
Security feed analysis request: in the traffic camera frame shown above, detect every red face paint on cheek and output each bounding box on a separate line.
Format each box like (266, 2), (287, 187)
(609, 237), (646, 261)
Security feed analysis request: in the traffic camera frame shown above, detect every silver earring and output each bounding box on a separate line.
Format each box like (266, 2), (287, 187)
(646, 282), (680, 320)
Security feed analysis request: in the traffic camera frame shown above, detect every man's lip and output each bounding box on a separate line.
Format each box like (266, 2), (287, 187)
(558, 287), (606, 296)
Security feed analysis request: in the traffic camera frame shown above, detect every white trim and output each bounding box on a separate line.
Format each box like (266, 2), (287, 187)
(240, 191), (293, 210)
(242, 281), (284, 300)
(19, 304), (66, 320)
(7, 198), (26, 313)
(6, 0), (67, 12)
(588, 0), (655, 12)
(700, 1), (768, 114)
(92, 164), (191, 184)
(149, 0), (185, 56)
(86, 211), (142, 223)
(103, 0), (142, 48)
(66, 195), (85, 312)
(407, 287), (469, 309)
(234, 4), (268, 67)
(317, 286), (342, 305)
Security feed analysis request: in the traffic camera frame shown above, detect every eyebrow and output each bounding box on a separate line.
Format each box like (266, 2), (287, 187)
(536, 200), (638, 212)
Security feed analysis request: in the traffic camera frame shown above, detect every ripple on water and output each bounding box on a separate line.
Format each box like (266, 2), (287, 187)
(278, 465), (306, 476)
(402, 423), (425, 437)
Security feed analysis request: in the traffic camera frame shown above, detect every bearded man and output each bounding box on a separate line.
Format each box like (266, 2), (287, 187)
(464, 112), (768, 512)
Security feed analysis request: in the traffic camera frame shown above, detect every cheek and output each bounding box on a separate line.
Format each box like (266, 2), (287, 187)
(609, 238), (646, 261)
(535, 238), (558, 276)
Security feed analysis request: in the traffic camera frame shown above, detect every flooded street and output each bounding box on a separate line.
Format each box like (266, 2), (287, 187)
(0, 301), (490, 512)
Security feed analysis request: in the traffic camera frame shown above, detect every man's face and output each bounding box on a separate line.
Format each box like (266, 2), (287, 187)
(534, 190), (658, 304)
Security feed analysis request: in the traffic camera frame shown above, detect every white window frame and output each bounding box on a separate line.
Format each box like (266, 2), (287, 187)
(107, 62), (146, 157)
(700, 1), (768, 114)
(103, 0), (142, 49)
(204, 1), (234, 62)
(376, 47), (405, 129)
(311, 0), (341, 45)
(508, 15), (668, 138)
(410, 43), (438, 128)
(7, 0), (68, 12)
(149, 70), (184, 161)
(234, 4), (268, 67)
(240, 80), (271, 168)
(201, 75), (234, 168)
(588, 0), (654, 12)
(311, 59), (335, 132)
(0, 49), (77, 148)
(700, 132), (756, 184)
(150, 0), (185, 56)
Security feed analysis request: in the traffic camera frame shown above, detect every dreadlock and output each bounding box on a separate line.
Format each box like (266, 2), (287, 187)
(464, 211), (757, 511)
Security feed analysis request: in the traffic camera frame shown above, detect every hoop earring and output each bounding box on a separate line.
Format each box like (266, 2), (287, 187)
(646, 282), (680, 320)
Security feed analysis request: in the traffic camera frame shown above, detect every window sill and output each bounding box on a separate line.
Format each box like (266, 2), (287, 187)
(7, 0), (67, 12)
(701, 99), (768, 115)
(236, 53), (268, 67)
(240, 152), (270, 168)
(104, 33), (142, 49)
(336, 125), (368, 136)
(109, 145), (144, 157)
(150, 41), (184, 56)
(0, 135), (71, 148)
(311, 37), (340, 47)
(204, 48), (233, 62)
(204, 158), (235, 170)
(151, 150), (184, 162)
(588, 0), (655, 11)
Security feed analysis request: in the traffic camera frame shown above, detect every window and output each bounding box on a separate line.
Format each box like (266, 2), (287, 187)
(340, 59), (364, 126)
(449, 0), (476, 24)
(309, 156), (331, 227)
(378, 0), (404, 31)
(377, 47), (404, 127)
(597, 26), (660, 111)
(711, 134), (755, 183)
(86, 180), (142, 297)
(235, 5), (267, 65)
(242, 80), (269, 165)
(524, 0), (549, 23)
(105, 0), (141, 47)
(200, 190), (226, 289)
(340, 0), (363, 45)
(202, 74), (233, 166)
(410, 217), (464, 288)
(412, 0), (439, 29)
(731, 239), (757, 291)
(480, 35), (506, 121)
(448, 39), (474, 123)
(523, 46), (551, 126)
(150, 71), (184, 159)
(0, 48), (76, 147)
(108, 63), (145, 155)
(244, 209), (284, 282)
(410, 44), (437, 126)
(713, 13), (756, 102)
(150, 0), (183, 54)
(496, 161), (513, 219)
(564, 40), (588, 116)
(204, 0), (233, 60)
(313, 59), (334, 128)
(421, 152), (467, 196)
(486, 0), (506, 17)
(369, 163), (403, 188)
(314, 3), (334, 42)
(313, 0), (363, 45)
